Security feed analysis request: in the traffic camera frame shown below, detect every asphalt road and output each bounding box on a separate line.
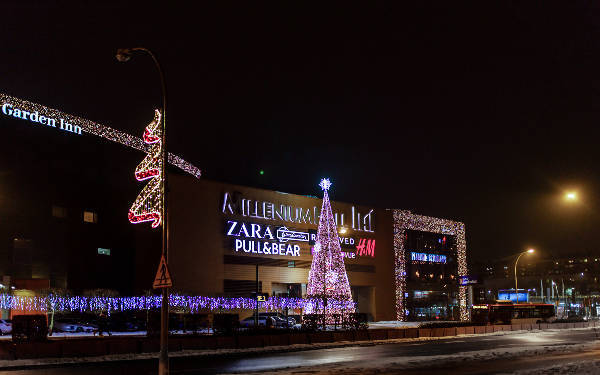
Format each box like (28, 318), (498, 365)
(1, 328), (599, 374)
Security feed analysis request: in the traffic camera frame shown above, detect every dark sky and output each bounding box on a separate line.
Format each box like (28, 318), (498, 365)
(2, 2), (600, 262)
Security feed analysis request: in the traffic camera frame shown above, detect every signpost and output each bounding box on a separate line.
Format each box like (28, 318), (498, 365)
(153, 255), (173, 289)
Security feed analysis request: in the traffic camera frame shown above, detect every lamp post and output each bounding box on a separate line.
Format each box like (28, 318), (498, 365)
(116, 47), (169, 375)
(514, 249), (534, 304)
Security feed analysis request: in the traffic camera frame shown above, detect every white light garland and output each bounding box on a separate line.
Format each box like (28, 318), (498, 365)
(129, 110), (164, 228)
(0, 92), (201, 179)
(392, 210), (468, 321)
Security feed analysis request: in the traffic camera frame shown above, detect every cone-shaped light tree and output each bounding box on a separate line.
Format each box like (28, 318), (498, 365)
(128, 110), (164, 228)
(305, 178), (354, 319)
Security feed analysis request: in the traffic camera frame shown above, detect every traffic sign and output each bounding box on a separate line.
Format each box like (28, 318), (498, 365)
(153, 255), (172, 289)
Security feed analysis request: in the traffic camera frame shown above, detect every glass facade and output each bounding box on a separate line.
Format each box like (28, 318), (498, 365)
(405, 230), (459, 320)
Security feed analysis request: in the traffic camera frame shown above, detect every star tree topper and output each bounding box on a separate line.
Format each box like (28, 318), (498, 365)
(319, 178), (332, 191)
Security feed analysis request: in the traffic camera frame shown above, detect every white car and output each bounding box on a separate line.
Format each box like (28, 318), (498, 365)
(0, 319), (12, 335)
(54, 320), (96, 333)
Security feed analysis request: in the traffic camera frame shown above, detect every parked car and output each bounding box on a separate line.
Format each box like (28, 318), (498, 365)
(0, 319), (12, 335)
(239, 316), (268, 327)
(260, 312), (296, 328)
(240, 313), (296, 328)
(54, 319), (96, 333)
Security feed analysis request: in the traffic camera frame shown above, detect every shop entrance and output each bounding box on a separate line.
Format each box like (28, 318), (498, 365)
(352, 286), (375, 321)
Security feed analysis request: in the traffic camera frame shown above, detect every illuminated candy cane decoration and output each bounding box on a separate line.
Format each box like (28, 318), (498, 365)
(128, 110), (163, 228)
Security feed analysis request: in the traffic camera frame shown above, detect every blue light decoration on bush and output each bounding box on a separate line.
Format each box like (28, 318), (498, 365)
(0, 294), (355, 315)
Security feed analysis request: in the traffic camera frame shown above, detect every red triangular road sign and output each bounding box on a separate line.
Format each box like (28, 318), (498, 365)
(153, 255), (172, 289)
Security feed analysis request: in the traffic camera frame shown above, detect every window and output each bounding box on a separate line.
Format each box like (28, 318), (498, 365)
(13, 239), (33, 265)
(83, 211), (98, 223)
(52, 205), (67, 218)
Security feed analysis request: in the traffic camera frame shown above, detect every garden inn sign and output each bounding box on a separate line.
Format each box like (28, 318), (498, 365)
(2, 103), (82, 135)
(221, 191), (375, 232)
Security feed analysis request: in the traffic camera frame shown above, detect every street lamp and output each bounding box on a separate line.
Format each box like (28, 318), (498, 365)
(564, 191), (577, 202)
(514, 249), (534, 304)
(116, 47), (169, 375)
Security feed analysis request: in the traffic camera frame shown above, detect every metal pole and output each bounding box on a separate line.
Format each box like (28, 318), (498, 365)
(130, 47), (169, 375)
(255, 264), (259, 327)
(514, 252), (524, 304)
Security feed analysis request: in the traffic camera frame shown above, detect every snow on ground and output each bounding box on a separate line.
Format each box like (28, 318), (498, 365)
(0, 327), (597, 372)
(0, 327), (503, 369)
(219, 328), (600, 375)
(367, 321), (424, 329)
(511, 360), (600, 375)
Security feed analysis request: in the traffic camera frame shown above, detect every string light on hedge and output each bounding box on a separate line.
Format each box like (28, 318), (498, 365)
(0, 294), (355, 314)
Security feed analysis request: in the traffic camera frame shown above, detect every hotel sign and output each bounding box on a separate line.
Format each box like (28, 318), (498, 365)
(2, 103), (82, 135)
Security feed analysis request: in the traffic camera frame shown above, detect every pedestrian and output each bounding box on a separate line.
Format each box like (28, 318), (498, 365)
(95, 312), (112, 337)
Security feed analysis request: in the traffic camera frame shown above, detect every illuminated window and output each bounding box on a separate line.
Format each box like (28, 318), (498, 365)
(83, 211), (98, 223)
(52, 205), (67, 218)
(414, 291), (430, 299)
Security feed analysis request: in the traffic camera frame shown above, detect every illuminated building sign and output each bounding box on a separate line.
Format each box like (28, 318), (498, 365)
(2, 103), (81, 135)
(222, 192), (375, 232)
(410, 252), (447, 264)
(226, 220), (301, 257)
(277, 227), (310, 242)
(459, 275), (479, 286)
(97, 248), (111, 256)
(357, 238), (375, 257)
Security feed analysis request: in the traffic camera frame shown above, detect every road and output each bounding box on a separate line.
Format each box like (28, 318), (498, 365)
(1, 328), (599, 374)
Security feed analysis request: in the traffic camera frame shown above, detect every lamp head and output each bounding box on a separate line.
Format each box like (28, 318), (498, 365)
(115, 48), (132, 62)
(527, 248), (535, 254)
(564, 191), (578, 202)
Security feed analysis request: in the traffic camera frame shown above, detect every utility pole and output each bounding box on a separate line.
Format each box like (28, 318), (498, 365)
(255, 264), (259, 327)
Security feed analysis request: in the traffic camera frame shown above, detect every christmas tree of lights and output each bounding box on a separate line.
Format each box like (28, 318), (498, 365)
(305, 178), (354, 318)
(128, 109), (164, 228)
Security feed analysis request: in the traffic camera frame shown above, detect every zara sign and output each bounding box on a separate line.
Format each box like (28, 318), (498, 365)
(225, 220), (301, 257)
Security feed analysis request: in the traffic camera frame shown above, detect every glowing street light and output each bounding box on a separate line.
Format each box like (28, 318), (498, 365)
(515, 249), (535, 304)
(565, 192), (577, 201)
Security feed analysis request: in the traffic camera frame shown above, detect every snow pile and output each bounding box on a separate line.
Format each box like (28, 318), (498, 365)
(511, 360), (600, 375)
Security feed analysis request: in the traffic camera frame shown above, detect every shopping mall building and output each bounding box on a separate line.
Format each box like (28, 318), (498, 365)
(139, 175), (469, 321)
(0, 93), (468, 321)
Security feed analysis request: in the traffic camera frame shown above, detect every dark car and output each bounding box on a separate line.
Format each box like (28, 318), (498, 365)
(259, 313), (296, 328)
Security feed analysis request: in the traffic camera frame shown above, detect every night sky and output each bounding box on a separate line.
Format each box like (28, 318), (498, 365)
(2, 2), (600, 262)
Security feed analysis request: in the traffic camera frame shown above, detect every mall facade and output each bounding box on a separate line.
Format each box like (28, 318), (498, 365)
(132, 175), (469, 321)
